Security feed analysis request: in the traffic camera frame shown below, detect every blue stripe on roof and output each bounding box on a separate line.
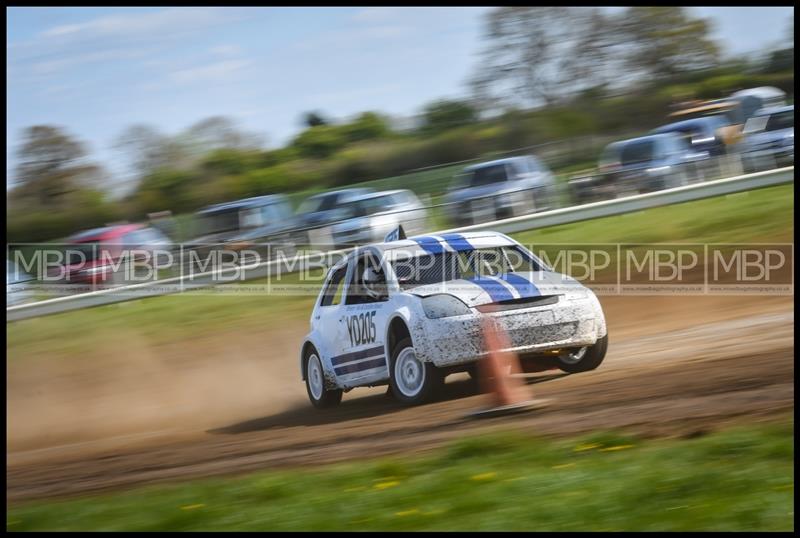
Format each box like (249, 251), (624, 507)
(439, 233), (474, 252)
(413, 236), (446, 255)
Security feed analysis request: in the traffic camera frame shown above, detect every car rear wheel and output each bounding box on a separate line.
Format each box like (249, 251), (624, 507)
(555, 334), (608, 374)
(389, 337), (443, 405)
(305, 350), (342, 409)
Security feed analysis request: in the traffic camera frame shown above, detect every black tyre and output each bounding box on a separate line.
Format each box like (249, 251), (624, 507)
(389, 337), (443, 405)
(555, 334), (608, 374)
(304, 348), (343, 409)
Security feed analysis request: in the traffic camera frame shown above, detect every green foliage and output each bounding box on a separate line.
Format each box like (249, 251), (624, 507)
(291, 125), (349, 159)
(134, 169), (196, 215)
(420, 99), (479, 135)
(7, 187), (121, 243)
(621, 7), (720, 80)
(340, 112), (391, 143)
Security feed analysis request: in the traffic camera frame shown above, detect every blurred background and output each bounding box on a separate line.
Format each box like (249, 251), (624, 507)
(6, 7), (794, 248)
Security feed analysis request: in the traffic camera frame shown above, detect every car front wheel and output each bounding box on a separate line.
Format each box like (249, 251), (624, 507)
(555, 334), (608, 374)
(305, 350), (342, 409)
(389, 337), (443, 405)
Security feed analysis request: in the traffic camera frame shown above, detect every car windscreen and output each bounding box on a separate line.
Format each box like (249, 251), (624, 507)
(466, 164), (509, 187)
(341, 195), (400, 218)
(390, 246), (544, 290)
(599, 144), (621, 167)
(298, 194), (332, 214)
(765, 110), (794, 131)
(619, 139), (656, 165)
(198, 209), (240, 235)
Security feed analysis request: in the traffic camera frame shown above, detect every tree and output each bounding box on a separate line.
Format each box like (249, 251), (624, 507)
(302, 111), (329, 128)
(470, 7), (619, 110)
(291, 125), (348, 159)
(12, 125), (104, 208)
(420, 99), (479, 135)
(184, 116), (264, 153)
(618, 7), (720, 80)
(113, 124), (181, 176)
(341, 112), (391, 142)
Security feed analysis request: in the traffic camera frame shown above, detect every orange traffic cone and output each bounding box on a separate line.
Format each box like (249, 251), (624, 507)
(468, 312), (550, 418)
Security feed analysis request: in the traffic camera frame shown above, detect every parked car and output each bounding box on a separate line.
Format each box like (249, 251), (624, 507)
(7, 259), (36, 306)
(741, 105), (794, 173)
(330, 190), (428, 248)
(444, 156), (556, 227)
(187, 195), (303, 265)
(651, 116), (729, 157)
(295, 188), (375, 229)
(569, 133), (709, 204)
(49, 224), (172, 285)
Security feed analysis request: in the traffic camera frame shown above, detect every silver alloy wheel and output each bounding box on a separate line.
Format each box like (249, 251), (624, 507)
(394, 347), (425, 398)
(560, 347), (588, 365)
(308, 354), (324, 401)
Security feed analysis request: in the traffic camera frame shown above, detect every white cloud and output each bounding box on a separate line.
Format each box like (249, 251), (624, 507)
(30, 48), (153, 75)
(39, 8), (242, 43)
(210, 44), (243, 56)
(168, 59), (252, 84)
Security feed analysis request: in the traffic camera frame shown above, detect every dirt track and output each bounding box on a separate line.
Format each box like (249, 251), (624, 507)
(6, 294), (794, 503)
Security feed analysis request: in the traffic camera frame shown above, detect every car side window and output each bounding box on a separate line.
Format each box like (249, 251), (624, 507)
(320, 266), (347, 307)
(345, 254), (387, 305)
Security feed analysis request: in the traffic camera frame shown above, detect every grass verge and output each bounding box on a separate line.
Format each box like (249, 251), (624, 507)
(6, 420), (793, 531)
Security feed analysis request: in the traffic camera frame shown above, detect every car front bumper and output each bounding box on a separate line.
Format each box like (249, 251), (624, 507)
(412, 296), (607, 368)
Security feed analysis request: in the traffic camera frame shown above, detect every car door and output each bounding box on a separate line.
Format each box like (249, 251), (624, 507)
(333, 250), (392, 387)
(313, 262), (351, 378)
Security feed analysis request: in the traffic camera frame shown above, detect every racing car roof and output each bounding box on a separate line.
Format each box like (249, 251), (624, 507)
(351, 231), (518, 259)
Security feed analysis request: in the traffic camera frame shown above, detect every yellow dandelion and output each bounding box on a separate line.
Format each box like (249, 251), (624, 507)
(395, 509), (420, 517)
(599, 445), (635, 452)
(374, 481), (400, 490)
(470, 472), (497, 481)
(180, 504), (205, 511)
(422, 508), (447, 516)
(573, 443), (602, 452)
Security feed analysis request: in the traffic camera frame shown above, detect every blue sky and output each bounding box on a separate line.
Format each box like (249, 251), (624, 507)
(6, 7), (794, 192)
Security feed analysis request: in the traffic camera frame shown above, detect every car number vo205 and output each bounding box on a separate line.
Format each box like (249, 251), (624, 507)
(346, 311), (377, 346)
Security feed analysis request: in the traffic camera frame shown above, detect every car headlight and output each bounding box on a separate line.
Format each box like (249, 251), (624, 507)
(421, 294), (471, 319)
(565, 288), (590, 301)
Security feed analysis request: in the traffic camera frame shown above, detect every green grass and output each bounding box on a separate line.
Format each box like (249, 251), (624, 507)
(6, 421), (794, 531)
(7, 184), (793, 360)
(515, 184), (794, 245)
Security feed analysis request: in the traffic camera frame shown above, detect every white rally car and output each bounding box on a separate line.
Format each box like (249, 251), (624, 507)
(299, 229), (607, 408)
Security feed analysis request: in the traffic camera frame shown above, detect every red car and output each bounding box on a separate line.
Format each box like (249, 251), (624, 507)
(50, 224), (171, 286)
